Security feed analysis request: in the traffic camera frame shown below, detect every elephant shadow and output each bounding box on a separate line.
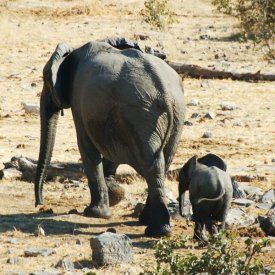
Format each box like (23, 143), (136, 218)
(0, 212), (145, 244)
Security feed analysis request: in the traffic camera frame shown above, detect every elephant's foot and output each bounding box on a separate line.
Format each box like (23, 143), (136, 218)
(84, 205), (112, 219)
(145, 224), (171, 237)
(105, 177), (125, 206)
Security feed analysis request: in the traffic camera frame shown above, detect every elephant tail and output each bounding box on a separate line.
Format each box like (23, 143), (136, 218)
(194, 186), (225, 205)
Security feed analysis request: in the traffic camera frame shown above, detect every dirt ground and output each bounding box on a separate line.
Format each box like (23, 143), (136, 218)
(0, 0), (274, 274)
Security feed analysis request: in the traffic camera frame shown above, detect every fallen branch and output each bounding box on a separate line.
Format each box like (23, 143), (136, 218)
(168, 62), (275, 81)
(0, 156), (180, 183)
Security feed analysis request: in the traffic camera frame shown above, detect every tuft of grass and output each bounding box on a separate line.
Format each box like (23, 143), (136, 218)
(141, 0), (178, 31)
(140, 231), (271, 274)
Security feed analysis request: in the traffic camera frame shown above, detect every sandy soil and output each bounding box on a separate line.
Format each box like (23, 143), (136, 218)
(0, 0), (274, 274)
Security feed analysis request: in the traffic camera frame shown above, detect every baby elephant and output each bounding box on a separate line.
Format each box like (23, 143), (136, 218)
(178, 154), (233, 242)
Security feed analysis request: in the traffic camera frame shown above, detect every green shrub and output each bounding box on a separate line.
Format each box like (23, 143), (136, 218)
(141, 231), (271, 275)
(141, 0), (178, 31)
(212, 0), (275, 58)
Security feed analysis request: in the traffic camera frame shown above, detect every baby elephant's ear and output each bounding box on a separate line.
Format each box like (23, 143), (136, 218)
(198, 153), (227, 171)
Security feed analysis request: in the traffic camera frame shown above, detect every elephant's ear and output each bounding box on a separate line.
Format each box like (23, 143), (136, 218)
(43, 43), (74, 109)
(179, 155), (198, 185)
(198, 153), (227, 171)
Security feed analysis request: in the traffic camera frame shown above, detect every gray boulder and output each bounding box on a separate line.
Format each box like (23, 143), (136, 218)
(90, 232), (133, 266)
(260, 189), (274, 204)
(226, 208), (254, 228)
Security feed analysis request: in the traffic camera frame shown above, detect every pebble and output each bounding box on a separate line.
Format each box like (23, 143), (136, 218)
(9, 238), (18, 244)
(24, 248), (55, 257)
(204, 112), (216, 119)
(191, 112), (200, 119)
(184, 121), (193, 126)
(188, 98), (200, 106)
(220, 102), (237, 111)
(202, 132), (213, 138)
(21, 102), (40, 114)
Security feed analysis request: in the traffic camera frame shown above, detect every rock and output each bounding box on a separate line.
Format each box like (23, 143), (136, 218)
(56, 257), (74, 270)
(106, 227), (117, 233)
(191, 112), (200, 119)
(202, 132), (213, 138)
(145, 46), (167, 60)
(204, 112), (216, 119)
(242, 185), (263, 197)
(134, 33), (150, 40)
(0, 168), (22, 180)
(200, 80), (210, 88)
(271, 158), (275, 163)
(76, 239), (82, 245)
(268, 207), (275, 216)
(233, 198), (255, 207)
(259, 215), (275, 236)
(226, 208), (255, 228)
(68, 209), (80, 214)
(167, 201), (179, 217)
(9, 238), (18, 244)
(188, 98), (200, 106)
(7, 257), (20, 264)
(256, 203), (273, 210)
(220, 102), (237, 111)
(21, 102), (40, 114)
(184, 121), (193, 126)
(90, 232), (133, 266)
(200, 34), (211, 40)
(35, 225), (45, 236)
(133, 203), (145, 218)
(214, 53), (219, 59)
(260, 189), (274, 204)
(232, 180), (246, 199)
(24, 248), (55, 257)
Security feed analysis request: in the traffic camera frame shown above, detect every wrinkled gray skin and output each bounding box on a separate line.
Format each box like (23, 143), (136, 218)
(35, 41), (185, 237)
(178, 155), (233, 241)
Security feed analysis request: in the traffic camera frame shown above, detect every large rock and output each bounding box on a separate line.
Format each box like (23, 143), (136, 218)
(90, 232), (133, 266)
(226, 208), (254, 228)
(260, 189), (274, 204)
(259, 215), (275, 236)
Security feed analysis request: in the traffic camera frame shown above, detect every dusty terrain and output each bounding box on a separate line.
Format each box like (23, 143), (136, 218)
(0, 0), (274, 274)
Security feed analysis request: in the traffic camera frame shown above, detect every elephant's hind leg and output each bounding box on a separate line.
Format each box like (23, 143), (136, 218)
(102, 158), (125, 206)
(77, 133), (111, 219)
(143, 152), (171, 237)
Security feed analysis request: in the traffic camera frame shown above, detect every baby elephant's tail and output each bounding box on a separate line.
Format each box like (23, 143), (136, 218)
(194, 186), (225, 205)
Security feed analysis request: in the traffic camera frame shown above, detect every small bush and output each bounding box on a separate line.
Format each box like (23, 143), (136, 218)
(212, 0), (275, 58)
(141, 0), (178, 31)
(140, 231), (271, 274)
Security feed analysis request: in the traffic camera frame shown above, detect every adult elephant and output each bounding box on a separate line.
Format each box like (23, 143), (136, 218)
(35, 41), (185, 237)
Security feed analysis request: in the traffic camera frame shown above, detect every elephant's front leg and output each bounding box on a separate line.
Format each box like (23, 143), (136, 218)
(77, 135), (111, 219)
(144, 152), (171, 237)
